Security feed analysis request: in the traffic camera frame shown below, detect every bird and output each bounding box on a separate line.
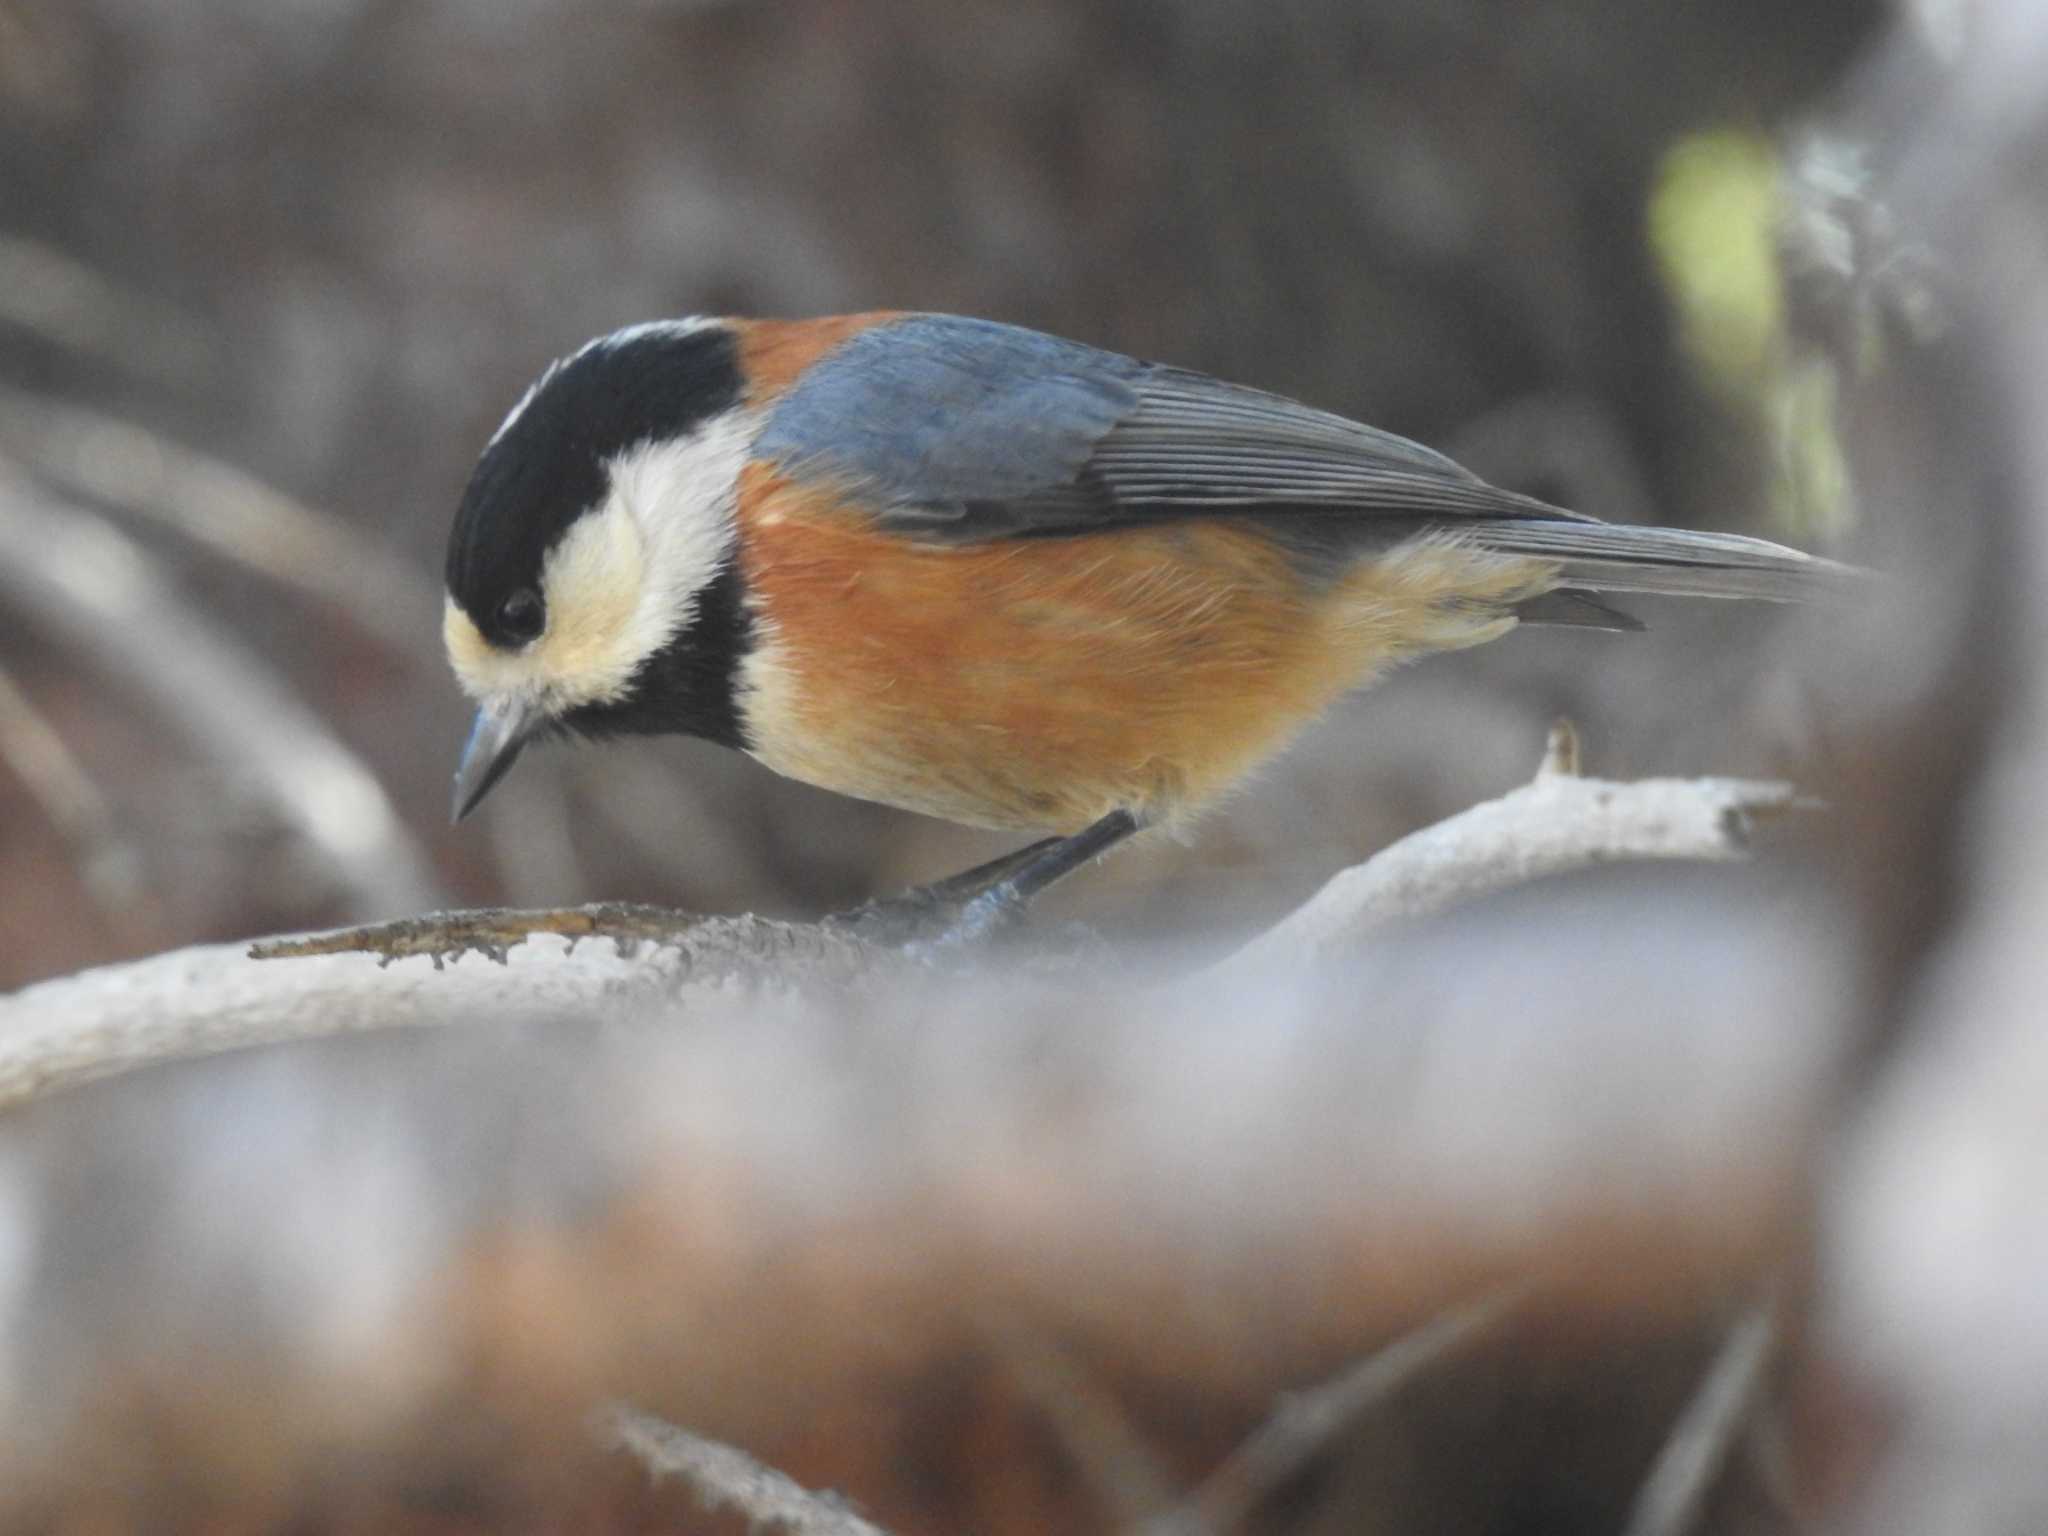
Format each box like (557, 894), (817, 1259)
(443, 311), (1844, 932)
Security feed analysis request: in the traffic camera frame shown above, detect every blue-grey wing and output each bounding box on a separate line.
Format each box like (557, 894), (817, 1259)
(753, 313), (1593, 538)
(752, 314), (1141, 518)
(749, 314), (1834, 618)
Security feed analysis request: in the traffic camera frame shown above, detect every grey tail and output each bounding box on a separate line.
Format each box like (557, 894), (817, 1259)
(1473, 521), (1859, 606)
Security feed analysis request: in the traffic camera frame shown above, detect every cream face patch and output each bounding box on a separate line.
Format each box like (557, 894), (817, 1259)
(444, 409), (757, 715)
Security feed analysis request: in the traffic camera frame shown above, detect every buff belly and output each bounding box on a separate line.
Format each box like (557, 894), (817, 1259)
(734, 468), (1556, 833)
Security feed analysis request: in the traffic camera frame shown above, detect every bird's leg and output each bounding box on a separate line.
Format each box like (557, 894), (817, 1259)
(826, 836), (1061, 942)
(830, 809), (1143, 946)
(906, 835), (1069, 906)
(932, 808), (1143, 947)
(972, 808), (1142, 908)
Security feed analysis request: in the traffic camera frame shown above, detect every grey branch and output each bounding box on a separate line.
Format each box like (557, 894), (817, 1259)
(1137, 1289), (1521, 1536)
(599, 1402), (899, 1536)
(984, 1317), (1181, 1525)
(0, 461), (442, 919)
(1223, 745), (1806, 972)
(0, 908), (870, 1112)
(0, 752), (1816, 1112)
(1621, 1296), (1781, 1536)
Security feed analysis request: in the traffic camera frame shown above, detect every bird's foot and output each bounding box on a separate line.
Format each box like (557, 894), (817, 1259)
(827, 811), (1142, 953)
(826, 876), (1032, 951)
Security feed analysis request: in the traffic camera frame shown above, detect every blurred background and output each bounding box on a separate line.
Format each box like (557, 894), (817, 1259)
(18, 1), (2048, 1532)
(0, 0), (1882, 985)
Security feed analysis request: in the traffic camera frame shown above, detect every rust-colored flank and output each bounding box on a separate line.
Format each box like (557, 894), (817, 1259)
(733, 463), (1552, 833)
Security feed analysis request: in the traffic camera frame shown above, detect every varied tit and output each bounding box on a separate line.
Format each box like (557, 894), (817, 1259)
(443, 312), (1839, 921)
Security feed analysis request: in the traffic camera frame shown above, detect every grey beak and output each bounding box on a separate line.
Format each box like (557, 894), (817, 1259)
(451, 699), (538, 823)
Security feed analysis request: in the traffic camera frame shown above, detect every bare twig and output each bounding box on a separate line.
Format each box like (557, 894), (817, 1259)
(0, 742), (1836, 1114)
(1537, 715), (1583, 779)
(0, 464), (441, 919)
(252, 901), (724, 965)
(1138, 1288), (1521, 1536)
(1222, 743), (1809, 972)
(0, 911), (869, 1111)
(982, 1317), (1178, 1525)
(0, 389), (438, 655)
(1621, 1296), (1781, 1536)
(598, 1401), (898, 1536)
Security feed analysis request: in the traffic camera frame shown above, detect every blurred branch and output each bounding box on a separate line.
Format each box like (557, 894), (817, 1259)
(0, 388), (439, 654)
(0, 460), (442, 920)
(983, 1318), (1179, 1526)
(1224, 736), (1809, 972)
(0, 234), (216, 386)
(1138, 1289), (1521, 1536)
(0, 661), (149, 928)
(599, 1402), (899, 1536)
(0, 778), (1838, 1531)
(1621, 1295), (1780, 1536)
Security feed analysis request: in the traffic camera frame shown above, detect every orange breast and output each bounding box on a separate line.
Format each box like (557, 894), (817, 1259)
(734, 466), (1553, 832)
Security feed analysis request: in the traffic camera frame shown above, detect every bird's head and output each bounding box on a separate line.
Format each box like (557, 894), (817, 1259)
(441, 319), (756, 821)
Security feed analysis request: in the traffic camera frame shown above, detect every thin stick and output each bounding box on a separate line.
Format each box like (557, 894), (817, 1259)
(983, 1317), (1178, 1525)
(1222, 743), (1810, 973)
(1621, 1296), (1780, 1536)
(1139, 1288), (1521, 1536)
(599, 1402), (899, 1536)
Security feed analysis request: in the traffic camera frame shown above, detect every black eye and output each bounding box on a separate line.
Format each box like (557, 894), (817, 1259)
(497, 587), (545, 643)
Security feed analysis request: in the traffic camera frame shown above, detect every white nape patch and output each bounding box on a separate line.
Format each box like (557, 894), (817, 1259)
(595, 317), (722, 350)
(484, 317), (724, 451)
(484, 363), (559, 451)
(445, 406), (759, 714)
